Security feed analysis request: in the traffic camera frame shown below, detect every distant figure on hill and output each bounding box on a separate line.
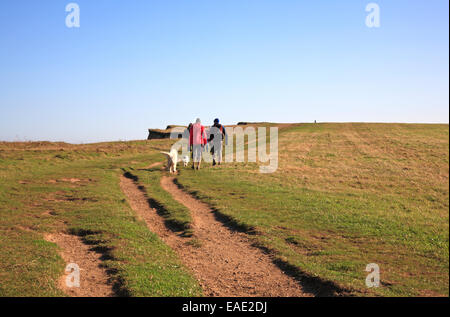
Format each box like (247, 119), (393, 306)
(208, 118), (227, 166)
(189, 118), (207, 170)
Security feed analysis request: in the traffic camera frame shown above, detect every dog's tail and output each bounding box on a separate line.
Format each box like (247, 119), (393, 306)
(160, 151), (171, 157)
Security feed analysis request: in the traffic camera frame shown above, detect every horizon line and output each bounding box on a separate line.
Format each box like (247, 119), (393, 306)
(1, 121), (448, 145)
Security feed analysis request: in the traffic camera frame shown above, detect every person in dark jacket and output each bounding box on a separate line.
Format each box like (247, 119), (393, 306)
(208, 118), (227, 166)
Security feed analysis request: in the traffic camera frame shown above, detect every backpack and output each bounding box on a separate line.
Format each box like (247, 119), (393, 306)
(218, 124), (225, 140)
(209, 124), (225, 141)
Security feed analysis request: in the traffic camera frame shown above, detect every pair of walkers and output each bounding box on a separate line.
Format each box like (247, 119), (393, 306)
(188, 118), (227, 170)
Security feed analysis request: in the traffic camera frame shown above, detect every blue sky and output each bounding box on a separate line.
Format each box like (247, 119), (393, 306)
(0, 0), (448, 143)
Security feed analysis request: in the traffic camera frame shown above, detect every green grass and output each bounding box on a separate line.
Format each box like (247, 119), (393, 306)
(0, 122), (448, 297)
(0, 140), (201, 296)
(176, 123), (449, 296)
(122, 166), (194, 237)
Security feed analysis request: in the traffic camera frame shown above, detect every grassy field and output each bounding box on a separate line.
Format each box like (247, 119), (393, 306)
(0, 140), (201, 296)
(176, 123), (449, 296)
(0, 122), (448, 296)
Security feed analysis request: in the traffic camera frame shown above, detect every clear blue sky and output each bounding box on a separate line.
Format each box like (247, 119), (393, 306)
(0, 0), (448, 143)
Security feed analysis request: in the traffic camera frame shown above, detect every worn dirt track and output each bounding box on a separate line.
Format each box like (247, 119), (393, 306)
(120, 173), (311, 297)
(44, 233), (114, 297)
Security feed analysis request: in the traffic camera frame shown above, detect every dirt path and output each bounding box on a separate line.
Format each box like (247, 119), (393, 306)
(120, 173), (310, 297)
(144, 162), (163, 169)
(44, 233), (114, 297)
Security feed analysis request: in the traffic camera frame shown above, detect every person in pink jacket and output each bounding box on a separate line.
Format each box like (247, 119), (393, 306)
(189, 118), (207, 170)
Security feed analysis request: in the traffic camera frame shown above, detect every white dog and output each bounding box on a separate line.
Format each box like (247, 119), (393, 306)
(182, 155), (190, 167)
(160, 148), (178, 173)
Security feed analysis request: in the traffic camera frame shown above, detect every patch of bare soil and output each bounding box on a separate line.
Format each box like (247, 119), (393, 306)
(60, 178), (81, 183)
(41, 209), (57, 216)
(47, 178), (93, 184)
(120, 174), (311, 297)
(140, 162), (163, 170)
(44, 232), (114, 297)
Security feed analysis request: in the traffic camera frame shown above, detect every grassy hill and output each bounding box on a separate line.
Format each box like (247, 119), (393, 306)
(0, 123), (448, 296)
(177, 123), (449, 296)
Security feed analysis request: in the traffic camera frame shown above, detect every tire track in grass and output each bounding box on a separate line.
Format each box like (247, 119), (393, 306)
(120, 172), (311, 297)
(44, 233), (115, 297)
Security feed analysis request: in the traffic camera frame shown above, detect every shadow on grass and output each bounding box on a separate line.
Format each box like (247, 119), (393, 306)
(172, 177), (355, 297)
(173, 178), (257, 235)
(67, 227), (131, 297)
(122, 169), (191, 237)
